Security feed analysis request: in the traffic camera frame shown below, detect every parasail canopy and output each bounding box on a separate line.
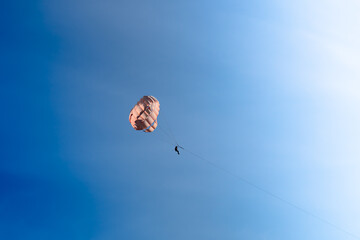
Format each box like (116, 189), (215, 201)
(129, 96), (160, 132)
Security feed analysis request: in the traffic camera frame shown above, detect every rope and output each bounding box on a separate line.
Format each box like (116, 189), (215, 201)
(151, 110), (359, 239)
(181, 147), (360, 240)
(157, 114), (180, 146)
(157, 125), (177, 146)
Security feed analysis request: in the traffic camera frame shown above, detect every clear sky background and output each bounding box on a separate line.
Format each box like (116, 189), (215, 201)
(2, 0), (360, 239)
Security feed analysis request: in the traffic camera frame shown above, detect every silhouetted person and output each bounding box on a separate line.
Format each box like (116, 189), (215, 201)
(175, 146), (180, 155)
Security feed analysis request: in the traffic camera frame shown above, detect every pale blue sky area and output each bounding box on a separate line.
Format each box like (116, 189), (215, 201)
(2, 0), (360, 239)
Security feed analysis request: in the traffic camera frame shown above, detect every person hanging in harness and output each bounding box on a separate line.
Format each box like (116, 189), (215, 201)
(175, 145), (183, 155)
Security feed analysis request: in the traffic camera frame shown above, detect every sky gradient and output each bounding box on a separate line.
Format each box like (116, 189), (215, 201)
(2, 0), (360, 239)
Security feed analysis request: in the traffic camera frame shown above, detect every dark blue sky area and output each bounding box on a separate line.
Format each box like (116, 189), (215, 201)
(2, 1), (97, 239)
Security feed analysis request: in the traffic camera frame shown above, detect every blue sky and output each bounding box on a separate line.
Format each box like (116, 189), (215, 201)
(2, 0), (360, 239)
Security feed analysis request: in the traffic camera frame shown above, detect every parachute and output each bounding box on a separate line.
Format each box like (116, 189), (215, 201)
(129, 96), (160, 132)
